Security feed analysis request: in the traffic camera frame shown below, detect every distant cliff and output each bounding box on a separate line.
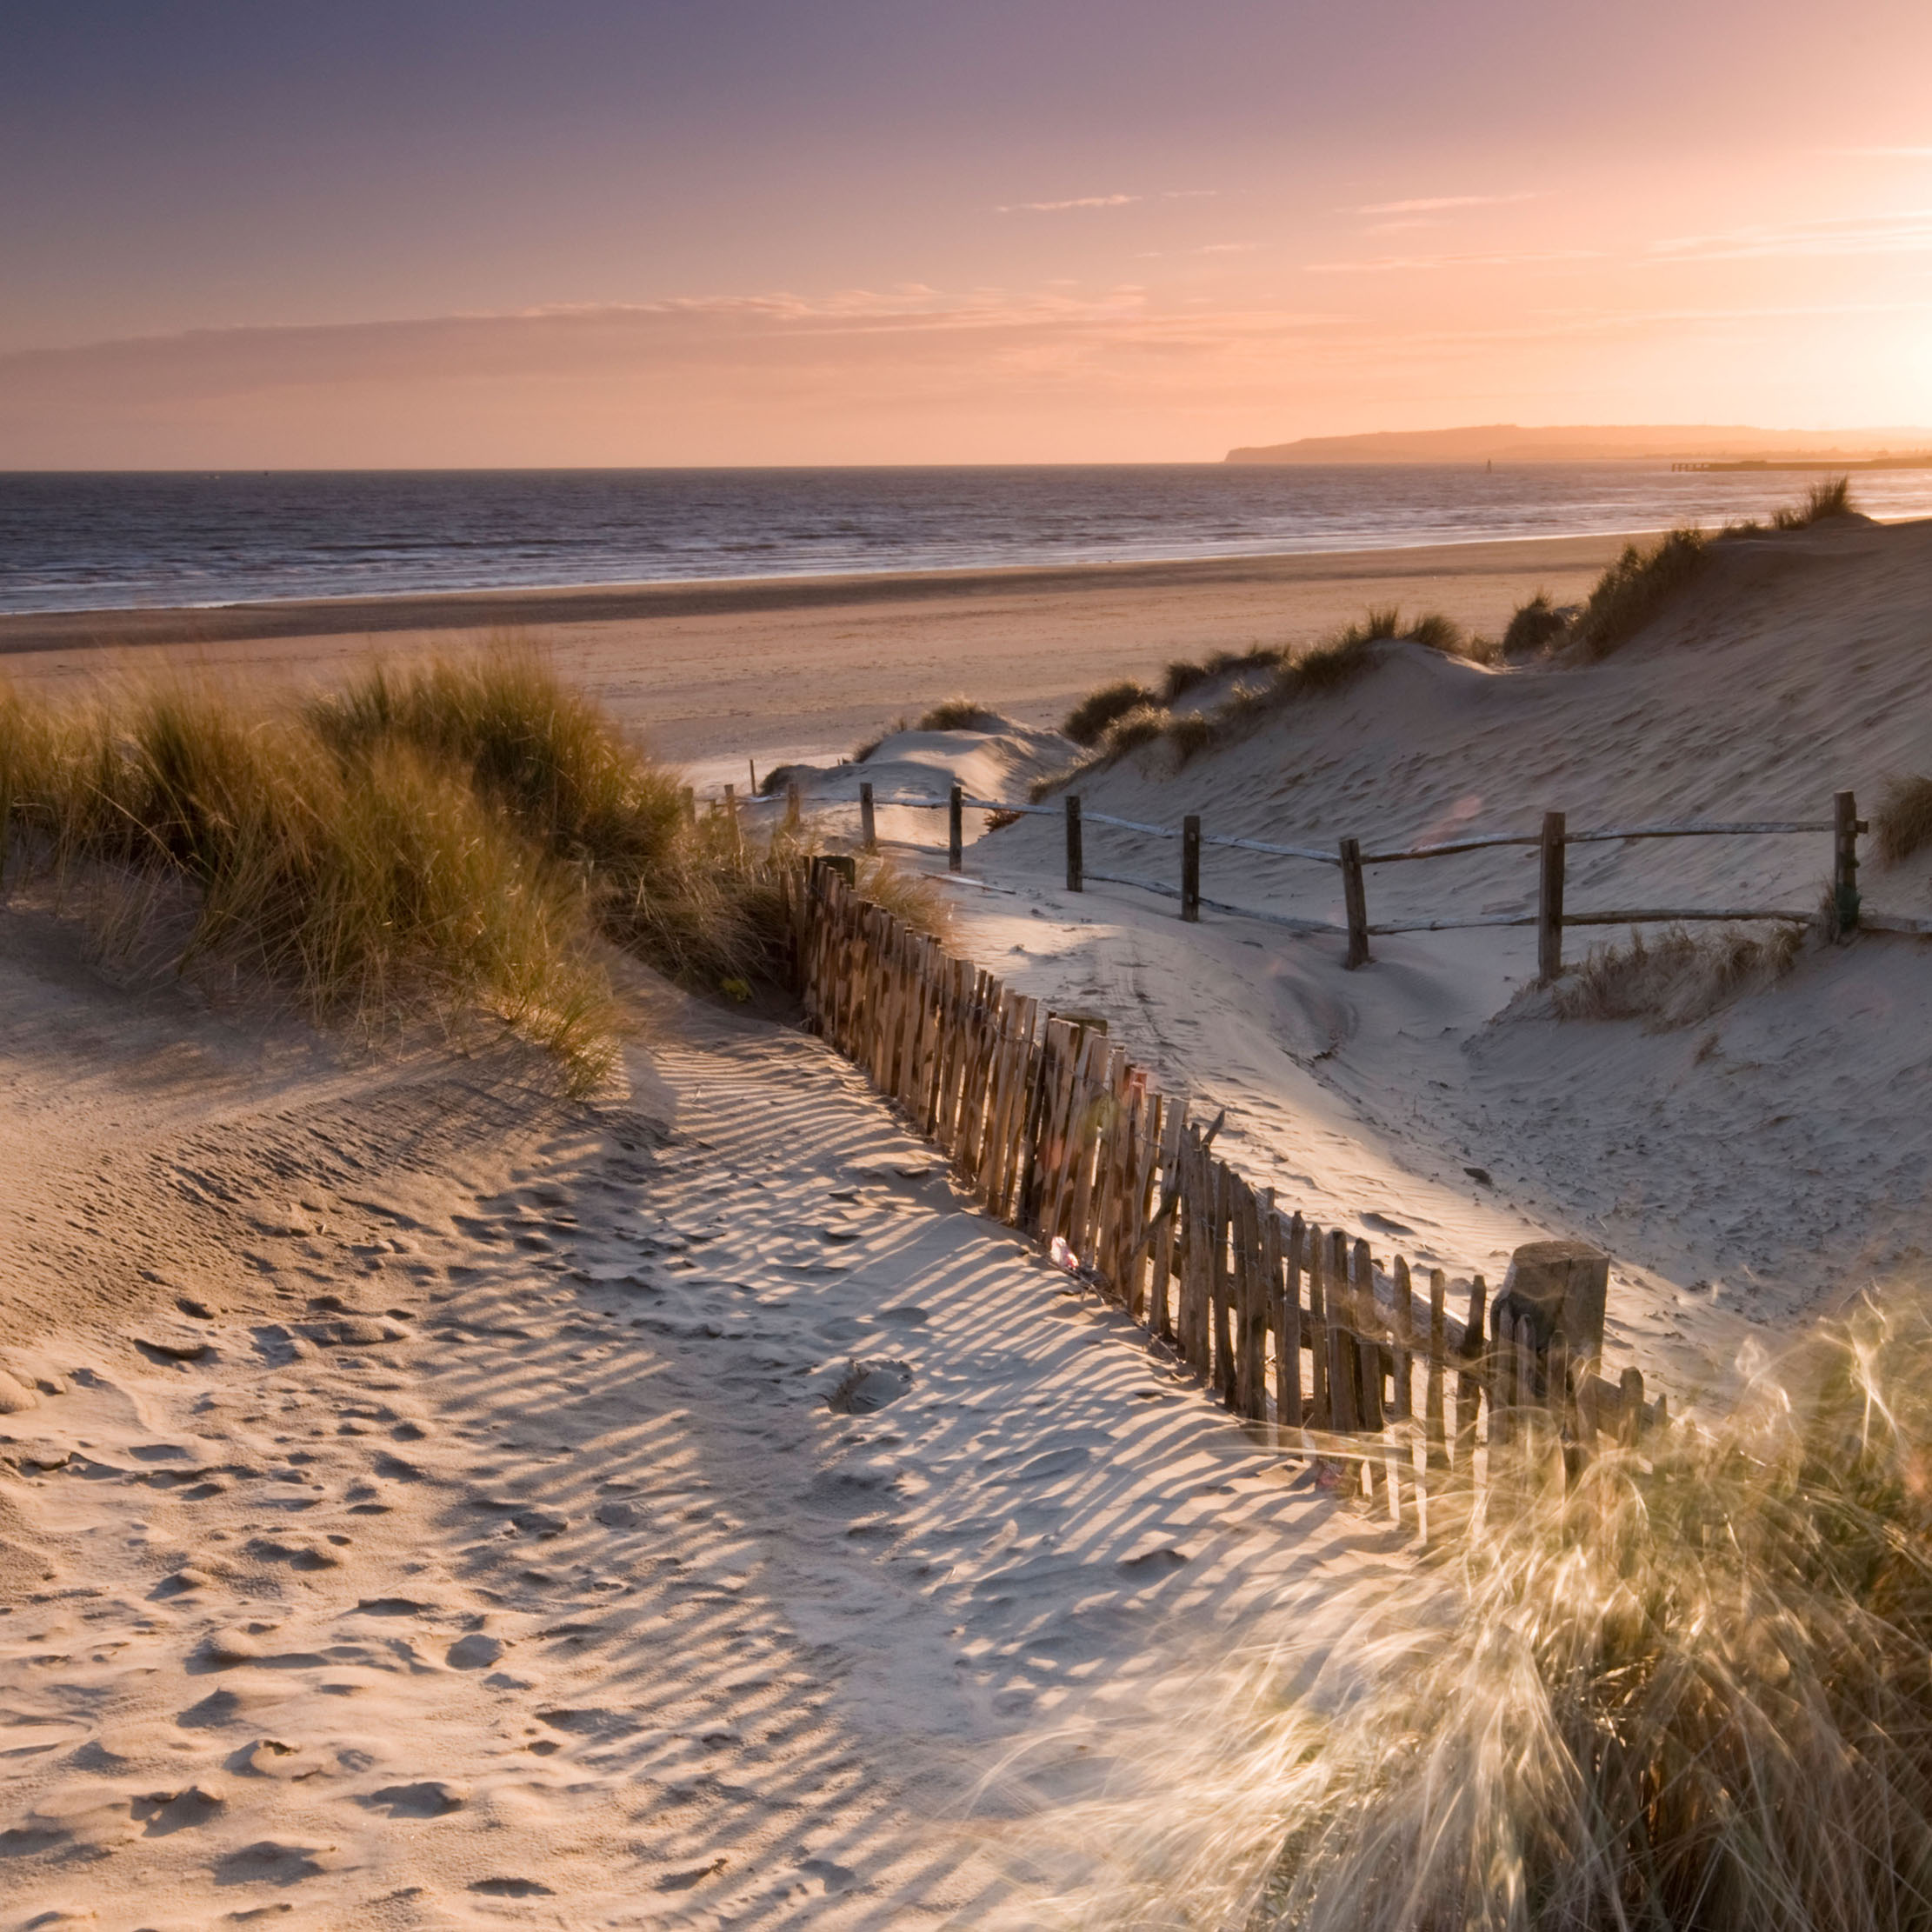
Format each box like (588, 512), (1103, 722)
(1224, 423), (1932, 465)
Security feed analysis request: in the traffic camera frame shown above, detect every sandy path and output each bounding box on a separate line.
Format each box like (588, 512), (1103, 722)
(0, 536), (1629, 775)
(0, 942), (1391, 1929)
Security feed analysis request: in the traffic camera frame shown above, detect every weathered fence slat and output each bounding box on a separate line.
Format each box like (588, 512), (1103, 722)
(790, 868), (1655, 1513)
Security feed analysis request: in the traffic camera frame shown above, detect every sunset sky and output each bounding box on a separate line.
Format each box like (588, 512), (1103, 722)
(5, 0), (1932, 466)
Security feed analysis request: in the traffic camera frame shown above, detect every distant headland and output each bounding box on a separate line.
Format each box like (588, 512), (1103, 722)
(1224, 423), (1932, 466)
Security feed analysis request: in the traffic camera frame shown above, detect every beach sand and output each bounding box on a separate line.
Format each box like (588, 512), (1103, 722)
(0, 923), (1392, 1928)
(10, 517), (1923, 1924)
(0, 534), (1629, 783)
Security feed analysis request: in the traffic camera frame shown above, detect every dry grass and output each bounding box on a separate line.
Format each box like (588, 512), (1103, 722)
(1502, 591), (1570, 657)
(851, 717), (908, 763)
(306, 650), (788, 990)
(1028, 1299), (1932, 1932)
(1569, 528), (1712, 660)
(916, 696), (1003, 733)
(0, 649), (812, 1090)
(1161, 647), (1285, 707)
(1403, 610), (1463, 654)
(1103, 704), (1172, 756)
(1774, 476), (1855, 529)
(1872, 775), (1932, 866)
(1064, 680), (1159, 748)
(854, 854), (954, 938)
(1165, 712), (1218, 766)
(1550, 923), (1803, 1029)
(1, 671), (618, 1085)
(1031, 605), (1494, 792)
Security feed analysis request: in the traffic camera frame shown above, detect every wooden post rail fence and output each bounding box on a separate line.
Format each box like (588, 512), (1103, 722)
(748, 779), (1866, 976)
(788, 861), (1662, 1535)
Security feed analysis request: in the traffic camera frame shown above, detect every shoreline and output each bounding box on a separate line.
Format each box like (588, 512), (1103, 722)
(0, 530), (1636, 765)
(0, 531), (1639, 653)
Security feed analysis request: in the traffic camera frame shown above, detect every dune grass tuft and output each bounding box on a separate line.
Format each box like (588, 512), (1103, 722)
(1402, 610), (1463, 654)
(850, 717), (908, 764)
(305, 650), (787, 990)
(1103, 704), (1172, 756)
(1064, 680), (1159, 747)
(1774, 475), (1855, 529)
(0, 649), (822, 1091)
(916, 696), (1003, 733)
(1569, 527), (1711, 660)
(1502, 590), (1570, 657)
(1875, 774), (1932, 865)
(1, 672), (619, 1086)
(1165, 712), (1218, 766)
(1550, 922), (1803, 1028)
(1029, 1299), (1932, 1932)
(1159, 647), (1285, 708)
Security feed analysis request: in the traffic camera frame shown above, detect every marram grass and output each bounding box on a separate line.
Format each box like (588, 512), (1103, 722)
(1026, 1300), (1932, 1932)
(0, 649), (909, 1091)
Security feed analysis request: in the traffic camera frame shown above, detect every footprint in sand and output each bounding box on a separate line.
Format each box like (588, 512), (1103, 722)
(360, 1779), (467, 1817)
(445, 1632), (506, 1669)
(213, 1840), (334, 1886)
(131, 1784), (226, 1834)
(825, 1360), (915, 1416)
(227, 1738), (305, 1779)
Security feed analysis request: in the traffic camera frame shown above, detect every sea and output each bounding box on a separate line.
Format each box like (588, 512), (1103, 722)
(4, 463), (1932, 616)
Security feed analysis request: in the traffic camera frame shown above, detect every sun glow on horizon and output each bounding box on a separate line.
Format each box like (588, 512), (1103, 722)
(3, 2), (1929, 464)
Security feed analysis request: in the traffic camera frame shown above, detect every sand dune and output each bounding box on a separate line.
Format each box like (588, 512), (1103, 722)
(9, 514), (1932, 1920)
(822, 516), (1932, 1411)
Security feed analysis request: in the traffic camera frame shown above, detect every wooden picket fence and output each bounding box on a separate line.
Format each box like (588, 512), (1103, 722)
(788, 861), (1662, 1533)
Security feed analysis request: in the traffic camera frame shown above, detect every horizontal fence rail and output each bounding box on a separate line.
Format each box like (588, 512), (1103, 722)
(723, 775), (1875, 982)
(788, 862), (1662, 1535)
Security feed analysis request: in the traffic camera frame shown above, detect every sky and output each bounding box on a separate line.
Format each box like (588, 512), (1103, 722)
(4, 0), (1932, 467)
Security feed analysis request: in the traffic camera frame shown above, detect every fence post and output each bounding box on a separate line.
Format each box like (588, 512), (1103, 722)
(724, 783), (742, 856)
(680, 784), (696, 825)
(1181, 816), (1201, 923)
(1065, 795), (1084, 892)
(1340, 836), (1369, 968)
(1537, 810), (1566, 983)
(1834, 789), (1861, 934)
(859, 781), (876, 852)
(785, 780), (801, 831)
(949, 784), (964, 873)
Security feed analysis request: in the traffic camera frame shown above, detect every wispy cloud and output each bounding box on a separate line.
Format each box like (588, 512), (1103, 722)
(1131, 241), (1261, 259)
(1649, 208), (1932, 261)
(1343, 192), (1542, 217)
(995, 188), (1216, 214)
(997, 193), (1141, 213)
(1306, 248), (1598, 274)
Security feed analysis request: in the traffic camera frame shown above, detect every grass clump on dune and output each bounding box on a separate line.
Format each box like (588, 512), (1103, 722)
(1040, 1300), (1932, 1932)
(1774, 475), (1855, 529)
(1160, 646), (1286, 707)
(916, 696), (1003, 733)
(1875, 774), (1932, 865)
(0, 673), (618, 1085)
(1064, 680), (1158, 747)
(1502, 590), (1570, 657)
(1551, 922), (1802, 1028)
(0, 649), (816, 1091)
(305, 650), (788, 989)
(1569, 527), (1711, 660)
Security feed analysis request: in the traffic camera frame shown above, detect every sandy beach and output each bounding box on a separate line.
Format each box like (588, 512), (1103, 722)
(0, 534), (1629, 781)
(8, 511), (1932, 1925)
